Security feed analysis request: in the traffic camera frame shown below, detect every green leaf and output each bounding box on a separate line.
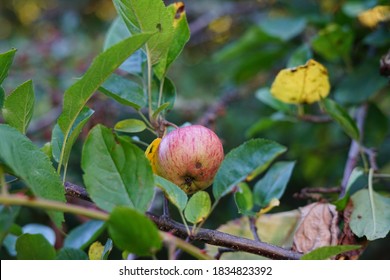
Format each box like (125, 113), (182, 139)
(287, 44), (313, 68)
(363, 27), (390, 47)
(213, 139), (287, 200)
(103, 17), (145, 74)
(254, 161), (295, 208)
(81, 125), (154, 212)
(102, 238), (113, 260)
(215, 27), (279, 62)
(334, 59), (388, 104)
(312, 24), (354, 61)
(113, 0), (174, 65)
(154, 2), (190, 78)
(0, 86), (4, 110)
(0, 124), (65, 227)
(234, 183), (254, 215)
(246, 118), (279, 138)
(154, 174), (188, 212)
(246, 112), (295, 138)
(4, 224), (23, 256)
(114, 119), (147, 133)
(22, 224), (55, 245)
(259, 17), (306, 41)
(8, 223), (23, 236)
(16, 233), (56, 260)
(323, 98), (360, 141)
(51, 107), (94, 164)
(57, 33), (152, 169)
(108, 206), (162, 256)
(255, 87), (293, 113)
(63, 220), (106, 250)
(0, 205), (20, 243)
(214, 26), (286, 82)
(99, 74), (145, 109)
(2, 80), (35, 134)
(0, 48), (16, 85)
(184, 191), (211, 224)
(152, 102), (170, 119)
(3, 234), (18, 256)
(56, 248), (89, 260)
(334, 167), (366, 211)
(40, 142), (52, 159)
(350, 189), (390, 240)
(301, 245), (361, 260)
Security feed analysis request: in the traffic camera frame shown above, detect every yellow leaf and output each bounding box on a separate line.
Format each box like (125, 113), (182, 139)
(173, 2), (186, 27)
(88, 241), (104, 260)
(145, 138), (162, 173)
(270, 59), (331, 104)
(209, 16), (233, 34)
(358, 5), (390, 28)
(258, 198), (280, 215)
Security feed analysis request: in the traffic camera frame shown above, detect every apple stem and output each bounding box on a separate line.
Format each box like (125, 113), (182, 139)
(162, 120), (179, 129)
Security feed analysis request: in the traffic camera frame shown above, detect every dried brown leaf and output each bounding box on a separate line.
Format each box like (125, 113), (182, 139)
(293, 202), (339, 253)
(337, 199), (368, 260)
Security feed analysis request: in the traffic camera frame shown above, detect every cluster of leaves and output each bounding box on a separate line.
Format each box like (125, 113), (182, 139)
(169, 0), (390, 258)
(1, 0), (390, 260)
(214, 0), (390, 244)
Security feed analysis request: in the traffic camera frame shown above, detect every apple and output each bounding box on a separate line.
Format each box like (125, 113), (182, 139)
(155, 125), (224, 194)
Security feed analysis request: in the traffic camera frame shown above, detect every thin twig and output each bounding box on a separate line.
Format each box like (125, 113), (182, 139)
(214, 248), (236, 260)
(340, 104), (368, 197)
(147, 212), (302, 260)
(298, 114), (332, 123)
(196, 88), (241, 129)
(0, 193), (212, 260)
(162, 120), (179, 129)
(362, 147), (379, 171)
(249, 216), (261, 242)
(294, 186), (341, 201)
(0, 193), (108, 221)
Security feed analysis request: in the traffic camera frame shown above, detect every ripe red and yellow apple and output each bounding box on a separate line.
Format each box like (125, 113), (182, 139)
(153, 125), (224, 194)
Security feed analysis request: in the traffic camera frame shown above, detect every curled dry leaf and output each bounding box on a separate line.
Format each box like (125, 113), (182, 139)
(337, 200), (368, 260)
(292, 202), (339, 254)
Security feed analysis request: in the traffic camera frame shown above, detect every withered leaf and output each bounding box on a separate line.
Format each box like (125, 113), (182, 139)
(337, 200), (368, 260)
(293, 202), (339, 253)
